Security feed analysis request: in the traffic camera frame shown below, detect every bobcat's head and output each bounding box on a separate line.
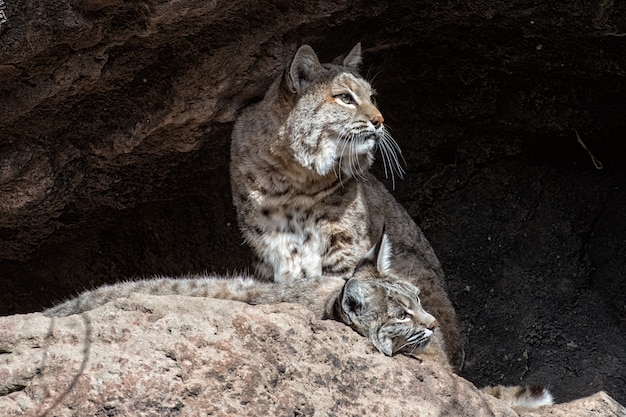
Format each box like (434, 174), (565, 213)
(332, 233), (438, 356)
(280, 43), (404, 185)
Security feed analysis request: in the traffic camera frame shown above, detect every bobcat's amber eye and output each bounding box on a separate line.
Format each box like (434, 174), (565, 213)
(335, 93), (356, 105)
(397, 311), (409, 321)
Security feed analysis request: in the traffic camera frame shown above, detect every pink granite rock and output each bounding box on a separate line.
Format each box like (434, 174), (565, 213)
(1, 295), (623, 416)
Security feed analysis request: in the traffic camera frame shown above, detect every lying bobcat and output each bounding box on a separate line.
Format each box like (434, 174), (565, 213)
(230, 43), (463, 367)
(45, 235), (442, 359)
(44, 235), (553, 408)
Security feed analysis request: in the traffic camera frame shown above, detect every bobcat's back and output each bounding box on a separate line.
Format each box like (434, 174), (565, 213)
(44, 274), (341, 318)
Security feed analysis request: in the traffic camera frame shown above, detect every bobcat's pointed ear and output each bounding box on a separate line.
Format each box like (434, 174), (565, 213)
(287, 45), (324, 94)
(354, 228), (393, 275)
(375, 233), (392, 274)
(340, 278), (372, 325)
(342, 42), (362, 69)
(331, 43), (363, 69)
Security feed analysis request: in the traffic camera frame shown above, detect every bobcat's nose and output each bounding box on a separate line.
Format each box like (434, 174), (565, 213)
(426, 319), (438, 331)
(371, 114), (384, 129)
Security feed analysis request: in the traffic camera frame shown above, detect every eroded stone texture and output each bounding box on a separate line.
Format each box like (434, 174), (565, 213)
(1, 296), (623, 416)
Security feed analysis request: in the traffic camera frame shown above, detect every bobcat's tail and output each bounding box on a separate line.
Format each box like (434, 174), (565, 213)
(481, 384), (554, 408)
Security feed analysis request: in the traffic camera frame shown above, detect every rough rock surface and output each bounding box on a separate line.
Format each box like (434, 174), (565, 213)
(1, 295), (624, 417)
(1, 0), (625, 411)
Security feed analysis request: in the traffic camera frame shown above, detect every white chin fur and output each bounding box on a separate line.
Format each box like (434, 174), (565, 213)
(315, 157), (336, 176)
(314, 136), (376, 177)
(350, 137), (377, 154)
(336, 138), (376, 175)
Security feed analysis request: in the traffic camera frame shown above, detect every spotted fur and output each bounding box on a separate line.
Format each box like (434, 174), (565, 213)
(230, 43), (463, 367)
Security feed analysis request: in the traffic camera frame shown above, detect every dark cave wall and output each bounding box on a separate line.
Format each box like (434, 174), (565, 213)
(0, 0), (625, 405)
(2, 1), (625, 260)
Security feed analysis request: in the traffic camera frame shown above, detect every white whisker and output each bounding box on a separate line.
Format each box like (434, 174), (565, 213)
(385, 129), (407, 170)
(378, 137), (392, 179)
(378, 142), (391, 180)
(383, 133), (406, 175)
(376, 127), (406, 189)
(379, 136), (398, 188)
(345, 132), (355, 179)
(335, 126), (354, 185)
(352, 134), (368, 181)
(387, 136), (406, 172)
(345, 132), (353, 178)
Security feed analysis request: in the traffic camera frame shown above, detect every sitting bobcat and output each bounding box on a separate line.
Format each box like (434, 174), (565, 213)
(230, 43), (463, 367)
(44, 235), (553, 408)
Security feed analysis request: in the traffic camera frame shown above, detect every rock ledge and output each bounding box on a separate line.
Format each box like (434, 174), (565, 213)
(1, 294), (623, 416)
